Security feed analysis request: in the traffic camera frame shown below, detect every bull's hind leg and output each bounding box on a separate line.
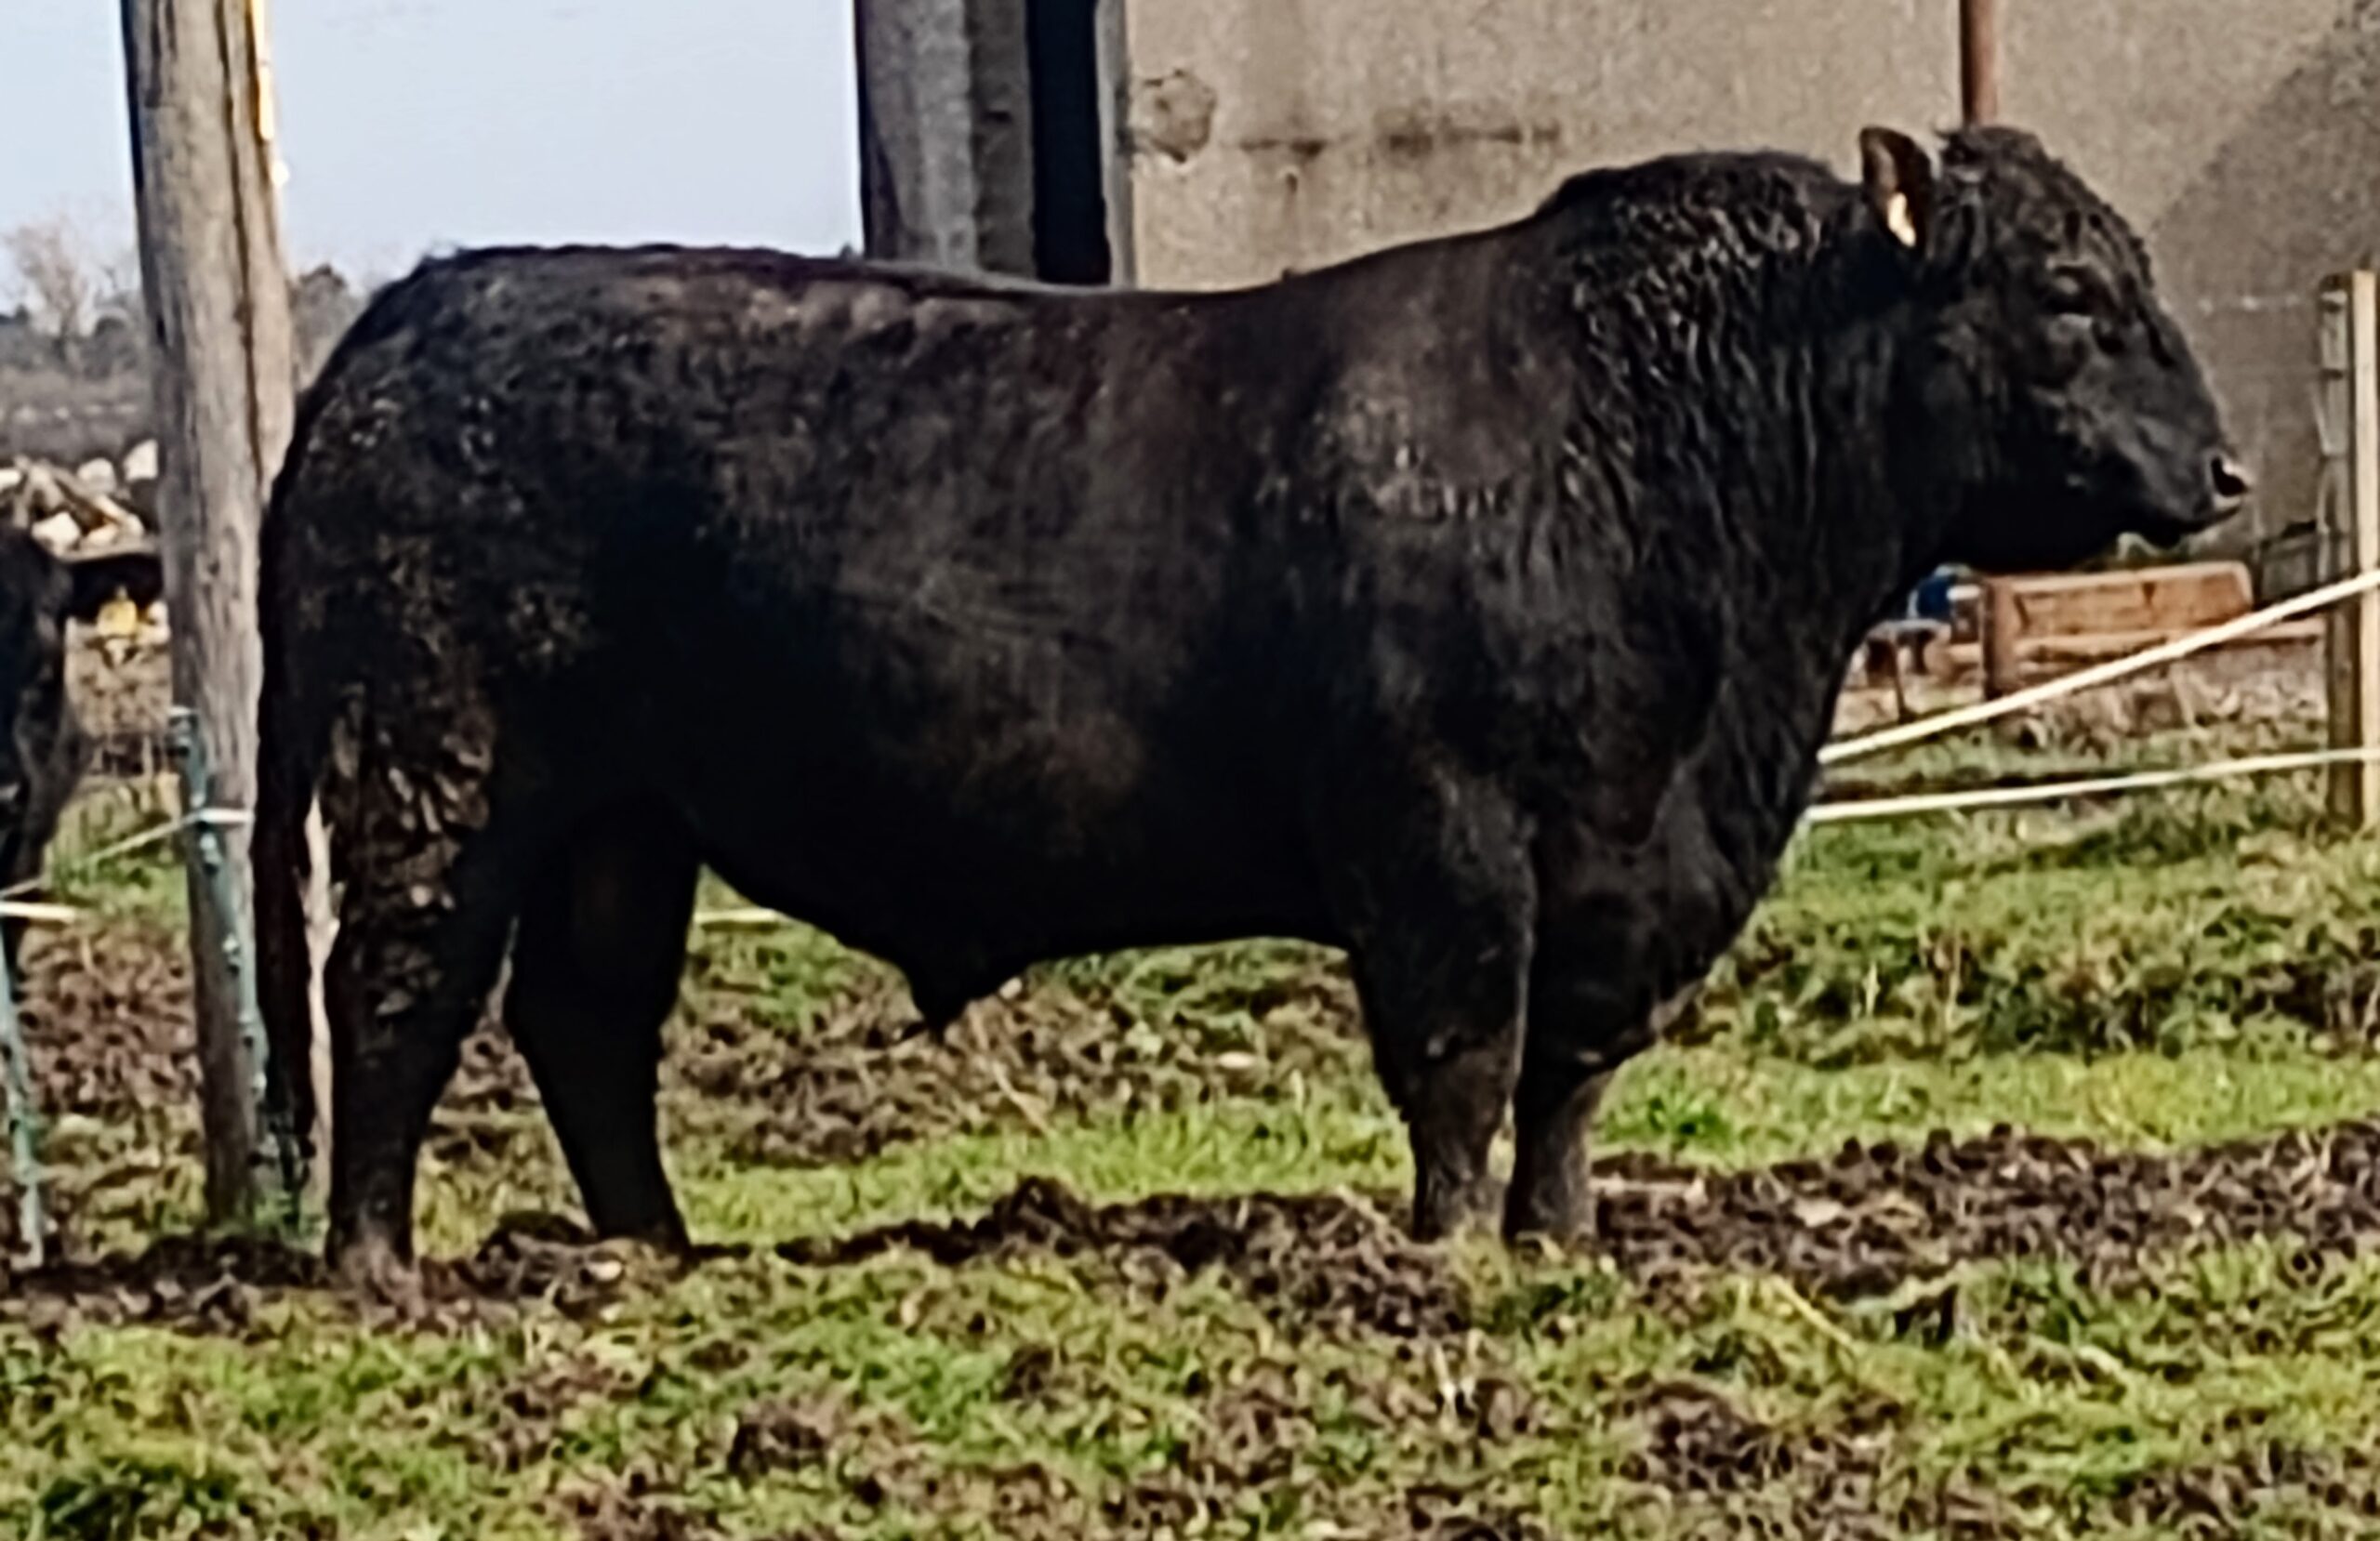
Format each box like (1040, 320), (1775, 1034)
(324, 776), (527, 1295)
(502, 804), (699, 1247)
(1329, 775), (1534, 1242)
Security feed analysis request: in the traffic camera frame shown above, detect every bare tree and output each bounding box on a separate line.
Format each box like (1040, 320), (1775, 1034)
(6, 219), (98, 368)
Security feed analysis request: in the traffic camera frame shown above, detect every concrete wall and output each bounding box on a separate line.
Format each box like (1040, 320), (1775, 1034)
(854, 0), (1038, 273)
(1118, 0), (2380, 551)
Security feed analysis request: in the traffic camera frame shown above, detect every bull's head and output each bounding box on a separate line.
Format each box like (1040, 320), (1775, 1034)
(1858, 125), (2248, 571)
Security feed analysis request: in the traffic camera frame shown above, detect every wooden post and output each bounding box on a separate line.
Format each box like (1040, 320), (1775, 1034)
(1964, 0), (2007, 692)
(120, 0), (301, 1221)
(1982, 579), (2024, 700)
(851, 0), (1038, 274)
(2325, 272), (2380, 827)
(1961, 0), (2000, 126)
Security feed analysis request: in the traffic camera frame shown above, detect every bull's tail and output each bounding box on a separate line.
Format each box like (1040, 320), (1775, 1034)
(252, 481), (336, 1191)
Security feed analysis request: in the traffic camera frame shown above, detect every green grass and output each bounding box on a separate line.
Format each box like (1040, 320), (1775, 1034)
(16, 741), (2380, 1535)
(1705, 779), (2380, 1062)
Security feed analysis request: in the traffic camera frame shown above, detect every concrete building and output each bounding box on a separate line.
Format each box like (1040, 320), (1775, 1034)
(854, 0), (2380, 556)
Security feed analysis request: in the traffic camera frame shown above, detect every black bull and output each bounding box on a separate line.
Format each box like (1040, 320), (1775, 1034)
(251, 125), (2244, 1290)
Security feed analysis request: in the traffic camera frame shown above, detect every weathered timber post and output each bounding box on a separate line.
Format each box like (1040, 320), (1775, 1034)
(852, 0), (1038, 273)
(1963, 0), (2024, 699)
(1981, 581), (2025, 703)
(120, 0), (304, 1220)
(2323, 273), (2380, 828)
(851, 0), (1134, 283)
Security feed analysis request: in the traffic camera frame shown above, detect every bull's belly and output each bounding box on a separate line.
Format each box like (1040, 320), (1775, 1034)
(620, 631), (1325, 987)
(662, 755), (1334, 989)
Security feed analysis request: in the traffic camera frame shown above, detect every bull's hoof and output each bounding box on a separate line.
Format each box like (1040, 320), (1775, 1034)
(1408, 1178), (1501, 1245)
(614, 1222), (694, 1258)
(1501, 1184), (1596, 1254)
(1501, 1211), (1598, 1258)
(335, 1232), (426, 1315)
(580, 1204), (693, 1257)
(589, 1229), (696, 1278)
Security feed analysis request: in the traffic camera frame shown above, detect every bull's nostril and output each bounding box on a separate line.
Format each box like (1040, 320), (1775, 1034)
(2212, 454), (2254, 505)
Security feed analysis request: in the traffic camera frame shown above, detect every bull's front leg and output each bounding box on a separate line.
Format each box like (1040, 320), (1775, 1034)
(1329, 774), (1535, 1243)
(1503, 970), (1692, 1245)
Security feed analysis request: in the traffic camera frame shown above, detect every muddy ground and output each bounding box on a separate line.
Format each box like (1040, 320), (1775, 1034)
(18, 916), (2380, 1334)
(16, 918), (2380, 1538)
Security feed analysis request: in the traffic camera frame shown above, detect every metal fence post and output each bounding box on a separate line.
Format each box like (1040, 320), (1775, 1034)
(170, 705), (304, 1218)
(0, 942), (42, 1269)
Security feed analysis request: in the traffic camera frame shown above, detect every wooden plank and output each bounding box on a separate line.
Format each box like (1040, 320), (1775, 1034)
(2003, 563), (2254, 639)
(1937, 618), (2326, 678)
(1989, 562), (2245, 597)
(2018, 619), (2327, 665)
(120, 0), (301, 1220)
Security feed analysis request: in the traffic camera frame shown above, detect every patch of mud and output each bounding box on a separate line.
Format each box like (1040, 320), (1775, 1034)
(1618, 1381), (2017, 1539)
(0, 1215), (675, 1336)
(693, 1385), (1557, 1541)
(778, 1115), (2380, 1341)
(471, 1350), (641, 1477)
(0, 1234), (324, 1337)
(559, 1484), (722, 1541)
(1622, 1384), (2380, 1538)
(20, 923), (194, 1117)
(15, 909), (531, 1125)
(1124, 1363), (1551, 1536)
(2092, 1445), (2380, 1534)
(784, 1177), (1463, 1338)
(1592, 1119), (2380, 1300)
(679, 961), (1362, 1168)
(563, 1339), (1558, 1541)
(723, 1397), (853, 1480)
(1111, 1466), (1554, 1541)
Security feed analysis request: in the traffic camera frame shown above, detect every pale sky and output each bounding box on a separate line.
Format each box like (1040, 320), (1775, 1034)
(6, 0), (861, 285)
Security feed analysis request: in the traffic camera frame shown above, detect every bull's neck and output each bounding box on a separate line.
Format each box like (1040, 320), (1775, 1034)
(1774, 310), (1951, 663)
(1567, 278), (1949, 793)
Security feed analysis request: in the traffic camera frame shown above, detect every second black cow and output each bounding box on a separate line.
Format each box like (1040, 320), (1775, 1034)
(253, 125), (2244, 1291)
(0, 526), (164, 974)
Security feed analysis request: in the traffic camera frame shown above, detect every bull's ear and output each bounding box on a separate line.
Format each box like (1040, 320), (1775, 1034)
(62, 544), (165, 626)
(1858, 127), (1937, 253)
